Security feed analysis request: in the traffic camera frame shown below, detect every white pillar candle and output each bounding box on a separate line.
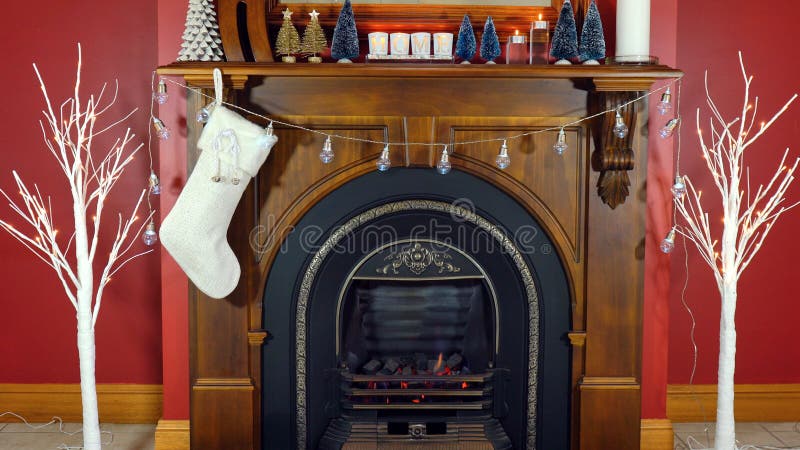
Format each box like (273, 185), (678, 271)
(433, 33), (453, 57)
(411, 32), (431, 56)
(368, 32), (389, 56)
(390, 33), (410, 56)
(616, 0), (650, 62)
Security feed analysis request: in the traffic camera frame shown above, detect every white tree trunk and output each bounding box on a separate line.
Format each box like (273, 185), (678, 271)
(75, 203), (101, 450)
(714, 280), (737, 450)
(77, 306), (101, 450)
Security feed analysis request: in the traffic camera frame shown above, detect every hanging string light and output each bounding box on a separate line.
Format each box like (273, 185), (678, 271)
(437, 146), (451, 175)
(657, 87), (672, 116)
(671, 175), (687, 200)
(613, 108), (629, 139)
(495, 140), (510, 169)
(148, 171), (161, 195)
(660, 226), (677, 254)
(553, 128), (568, 155)
(196, 104), (213, 123)
(142, 220), (159, 246)
(158, 75), (681, 175)
(660, 117), (680, 139)
(376, 145), (392, 172)
(154, 79), (169, 105)
(143, 72), (163, 246)
(152, 117), (170, 140)
(319, 136), (334, 163)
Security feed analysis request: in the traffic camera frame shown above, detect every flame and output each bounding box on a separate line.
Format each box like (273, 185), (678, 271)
(412, 398), (420, 403)
(400, 381), (409, 389)
(539, 13), (543, 21)
(433, 353), (444, 373)
(462, 382), (468, 389)
(515, 29), (519, 36)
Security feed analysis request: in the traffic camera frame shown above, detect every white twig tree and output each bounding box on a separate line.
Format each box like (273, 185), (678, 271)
(674, 53), (798, 449)
(0, 46), (151, 450)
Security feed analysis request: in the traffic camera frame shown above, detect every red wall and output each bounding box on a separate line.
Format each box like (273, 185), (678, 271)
(668, 0), (800, 385)
(0, 3), (161, 383)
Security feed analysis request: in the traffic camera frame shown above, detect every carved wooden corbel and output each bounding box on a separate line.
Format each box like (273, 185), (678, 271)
(591, 92), (638, 209)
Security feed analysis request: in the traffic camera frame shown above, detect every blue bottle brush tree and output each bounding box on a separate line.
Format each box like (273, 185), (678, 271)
(579, 0), (606, 64)
(480, 16), (501, 63)
(455, 14), (476, 63)
(331, 0), (359, 62)
(550, 0), (578, 64)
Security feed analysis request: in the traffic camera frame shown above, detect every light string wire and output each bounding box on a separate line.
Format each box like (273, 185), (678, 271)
(0, 411), (114, 449)
(160, 75), (681, 150)
(145, 72), (157, 216)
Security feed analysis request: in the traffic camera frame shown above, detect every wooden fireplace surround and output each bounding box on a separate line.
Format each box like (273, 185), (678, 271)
(158, 62), (681, 450)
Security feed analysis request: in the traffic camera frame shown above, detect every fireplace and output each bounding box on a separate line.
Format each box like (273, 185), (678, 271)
(159, 62), (681, 450)
(261, 169), (572, 449)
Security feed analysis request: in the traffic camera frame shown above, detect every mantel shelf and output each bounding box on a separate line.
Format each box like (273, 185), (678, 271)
(157, 62), (682, 91)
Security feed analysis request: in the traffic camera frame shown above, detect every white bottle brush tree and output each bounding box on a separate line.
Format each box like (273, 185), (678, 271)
(0, 46), (151, 450)
(673, 53), (797, 449)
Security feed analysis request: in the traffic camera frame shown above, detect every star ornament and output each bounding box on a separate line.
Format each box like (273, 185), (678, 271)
(282, 8), (293, 19)
(309, 10), (320, 21)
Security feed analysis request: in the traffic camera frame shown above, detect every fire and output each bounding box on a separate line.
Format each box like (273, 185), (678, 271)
(412, 399), (420, 403)
(400, 381), (409, 389)
(461, 381), (468, 389)
(432, 353), (444, 373)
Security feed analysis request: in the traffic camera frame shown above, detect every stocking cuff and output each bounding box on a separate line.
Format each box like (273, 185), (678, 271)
(198, 106), (277, 178)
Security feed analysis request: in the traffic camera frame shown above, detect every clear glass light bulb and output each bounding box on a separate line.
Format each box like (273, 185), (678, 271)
(660, 228), (676, 254)
(196, 107), (211, 123)
(149, 172), (161, 195)
(142, 221), (158, 246)
(495, 140), (510, 169)
(376, 146), (392, 172)
(660, 118), (680, 139)
(553, 129), (568, 155)
(613, 110), (629, 139)
(152, 117), (170, 140)
(154, 79), (169, 105)
(265, 121), (274, 136)
(319, 136), (334, 163)
(657, 88), (672, 116)
(671, 175), (687, 200)
(437, 147), (452, 175)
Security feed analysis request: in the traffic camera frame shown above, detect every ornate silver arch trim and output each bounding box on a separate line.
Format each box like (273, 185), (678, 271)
(295, 200), (540, 449)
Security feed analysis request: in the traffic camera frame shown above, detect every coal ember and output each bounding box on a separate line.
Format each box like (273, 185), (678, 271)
(362, 359), (382, 375)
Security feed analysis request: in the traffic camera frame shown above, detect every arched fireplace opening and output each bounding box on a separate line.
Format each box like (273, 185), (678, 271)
(261, 168), (571, 449)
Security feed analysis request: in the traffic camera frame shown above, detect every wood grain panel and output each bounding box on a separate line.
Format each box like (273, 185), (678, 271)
(0, 384), (162, 424)
(191, 387), (254, 450)
(437, 117), (586, 263)
(579, 384), (642, 450)
(640, 419), (673, 450)
(155, 419), (190, 450)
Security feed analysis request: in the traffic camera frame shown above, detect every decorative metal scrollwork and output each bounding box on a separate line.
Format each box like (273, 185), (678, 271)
(376, 243), (462, 275)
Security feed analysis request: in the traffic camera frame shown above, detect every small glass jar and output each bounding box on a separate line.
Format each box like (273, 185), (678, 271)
(506, 33), (528, 65)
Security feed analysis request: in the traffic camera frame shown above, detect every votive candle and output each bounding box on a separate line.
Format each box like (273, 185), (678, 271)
(529, 14), (549, 64)
(411, 32), (431, 56)
(390, 33), (410, 56)
(368, 32), (389, 56)
(433, 33), (453, 57)
(506, 32), (528, 65)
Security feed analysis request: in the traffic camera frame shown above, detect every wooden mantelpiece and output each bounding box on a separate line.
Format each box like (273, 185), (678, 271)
(158, 63), (681, 450)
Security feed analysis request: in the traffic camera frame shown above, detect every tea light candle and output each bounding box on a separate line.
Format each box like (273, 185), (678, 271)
(390, 33), (410, 56)
(506, 31), (528, 65)
(368, 32), (389, 56)
(411, 32), (431, 56)
(433, 32), (453, 57)
(530, 14), (549, 64)
(616, 0), (651, 62)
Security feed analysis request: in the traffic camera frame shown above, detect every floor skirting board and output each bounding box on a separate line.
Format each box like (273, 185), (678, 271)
(641, 418), (674, 450)
(667, 384), (800, 422)
(0, 383), (162, 424)
(155, 419), (190, 450)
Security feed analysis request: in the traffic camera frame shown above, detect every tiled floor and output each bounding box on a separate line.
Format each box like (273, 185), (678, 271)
(675, 422), (800, 449)
(0, 422), (155, 450)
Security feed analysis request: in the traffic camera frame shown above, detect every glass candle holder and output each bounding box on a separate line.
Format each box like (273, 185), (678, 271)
(529, 16), (549, 64)
(411, 32), (431, 56)
(390, 33), (410, 56)
(368, 32), (389, 56)
(433, 33), (453, 57)
(506, 33), (528, 65)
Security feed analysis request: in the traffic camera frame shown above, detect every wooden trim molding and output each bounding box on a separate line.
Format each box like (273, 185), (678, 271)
(155, 419), (190, 450)
(0, 384), (162, 423)
(640, 419), (673, 450)
(667, 384), (800, 422)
